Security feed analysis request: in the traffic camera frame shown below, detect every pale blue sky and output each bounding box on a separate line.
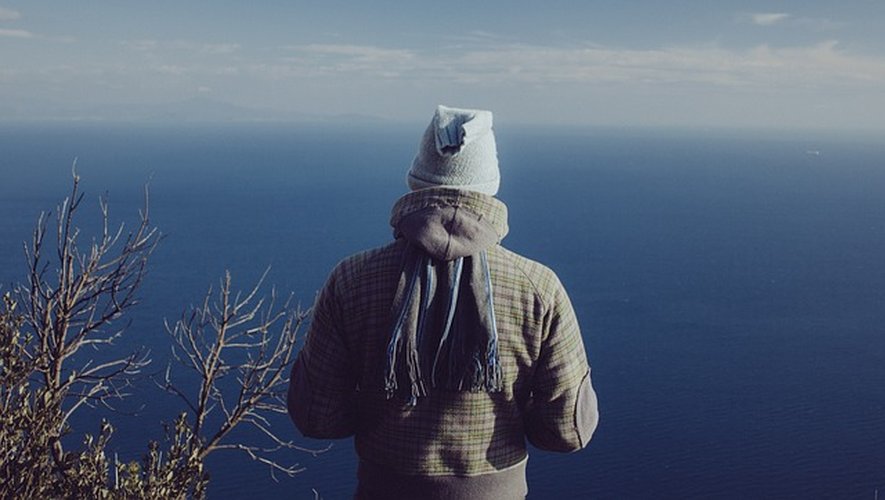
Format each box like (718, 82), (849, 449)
(2, 1), (884, 129)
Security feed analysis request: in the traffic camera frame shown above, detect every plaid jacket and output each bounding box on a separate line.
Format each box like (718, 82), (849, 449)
(288, 188), (597, 493)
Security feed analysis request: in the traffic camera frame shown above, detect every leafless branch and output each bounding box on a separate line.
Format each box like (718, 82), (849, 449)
(4, 171), (320, 496)
(14, 169), (161, 462)
(160, 270), (324, 477)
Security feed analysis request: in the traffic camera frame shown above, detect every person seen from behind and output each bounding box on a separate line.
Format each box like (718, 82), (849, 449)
(288, 104), (599, 499)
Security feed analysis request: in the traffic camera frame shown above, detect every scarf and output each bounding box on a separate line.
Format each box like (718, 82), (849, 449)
(384, 188), (508, 405)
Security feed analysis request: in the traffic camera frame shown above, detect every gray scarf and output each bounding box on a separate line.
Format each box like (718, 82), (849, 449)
(385, 188), (509, 405)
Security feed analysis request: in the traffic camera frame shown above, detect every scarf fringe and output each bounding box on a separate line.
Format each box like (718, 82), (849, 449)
(385, 246), (502, 406)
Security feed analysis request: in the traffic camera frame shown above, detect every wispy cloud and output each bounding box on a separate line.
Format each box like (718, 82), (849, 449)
(292, 43), (414, 60)
(259, 40), (885, 91)
(5, 35), (884, 128)
(739, 12), (842, 31)
(747, 12), (791, 26)
(0, 28), (33, 38)
(793, 17), (844, 32)
(276, 44), (416, 77)
(0, 7), (21, 22)
(122, 39), (241, 55)
(12, 37), (885, 93)
(0, 27), (74, 42)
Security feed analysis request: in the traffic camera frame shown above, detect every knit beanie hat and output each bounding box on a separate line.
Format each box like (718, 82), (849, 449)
(407, 105), (500, 196)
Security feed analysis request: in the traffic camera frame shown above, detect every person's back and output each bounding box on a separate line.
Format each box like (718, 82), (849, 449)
(288, 105), (598, 499)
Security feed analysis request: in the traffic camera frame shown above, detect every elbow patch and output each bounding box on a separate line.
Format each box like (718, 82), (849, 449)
(575, 370), (598, 448)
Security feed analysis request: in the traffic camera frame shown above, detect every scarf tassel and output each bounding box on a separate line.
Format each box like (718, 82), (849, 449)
(386, 247), (502, 405)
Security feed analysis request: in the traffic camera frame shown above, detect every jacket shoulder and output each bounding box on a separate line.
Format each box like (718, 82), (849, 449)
(490, 246), (566, 310)
(325, 241), (404, 292)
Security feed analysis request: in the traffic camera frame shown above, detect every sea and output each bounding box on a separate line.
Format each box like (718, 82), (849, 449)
(1, 122), (884, 499)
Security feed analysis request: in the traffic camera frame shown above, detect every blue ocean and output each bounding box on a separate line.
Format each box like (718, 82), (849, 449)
(1, 123), (884, 499)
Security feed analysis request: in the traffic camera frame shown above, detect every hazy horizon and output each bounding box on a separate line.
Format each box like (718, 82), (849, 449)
(2, 1), (885, 131)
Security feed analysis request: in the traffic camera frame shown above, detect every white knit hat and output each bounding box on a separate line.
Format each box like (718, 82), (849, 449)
(407, 105), (500, 196)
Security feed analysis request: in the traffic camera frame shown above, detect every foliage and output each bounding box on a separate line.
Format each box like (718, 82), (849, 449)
(0, 172), (316, 498)
(1, 292), (65, 498)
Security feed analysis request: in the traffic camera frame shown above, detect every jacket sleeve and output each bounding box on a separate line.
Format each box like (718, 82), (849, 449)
(287, 267), (357, 439)
(524, 276), (598, 452)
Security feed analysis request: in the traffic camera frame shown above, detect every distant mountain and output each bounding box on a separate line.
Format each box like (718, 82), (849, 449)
(0, 96), (392, 124)
(141, 96), (261, 122)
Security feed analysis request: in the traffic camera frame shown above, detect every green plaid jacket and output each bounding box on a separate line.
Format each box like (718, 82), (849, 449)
(288, 188), (597, 478)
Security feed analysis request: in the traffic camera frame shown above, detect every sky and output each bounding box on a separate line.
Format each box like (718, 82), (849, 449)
(1, 1), (885, 130)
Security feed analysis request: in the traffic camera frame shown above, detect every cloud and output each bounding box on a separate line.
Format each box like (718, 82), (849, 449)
(738, 12), (842, 32)
(0, 27), (73, 42)
(154, 64), (188, 75)
(748, 13), (791, 26)
(257, 40), (885, 92)
(15, 37), (885, 94)
(793, 17), (844, 31)
(6, 36), (884, 128)
(0, 7), (21, 21)
(275, 44), (418, 78)
(121, 39), (241, 55)
(121, 39), (159, 51)
(0, 28), (33, 38)
(198, 43), (240, 55)
(283, 44), (415, 63)
(0, 7), (74, 42)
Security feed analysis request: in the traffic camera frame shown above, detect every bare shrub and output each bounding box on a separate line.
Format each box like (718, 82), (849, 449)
(0, 171), (319, 498)
(161, 270), (324, 480)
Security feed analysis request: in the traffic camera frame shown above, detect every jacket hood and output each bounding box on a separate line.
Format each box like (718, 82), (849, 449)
(390, 187), (509, 261)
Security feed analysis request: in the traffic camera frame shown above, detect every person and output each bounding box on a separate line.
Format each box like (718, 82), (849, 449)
(288, 105), (598, 499)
